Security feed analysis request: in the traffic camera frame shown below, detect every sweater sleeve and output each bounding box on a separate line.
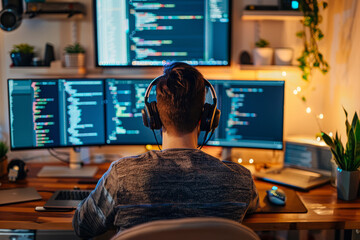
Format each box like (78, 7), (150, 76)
(73, 161), (119, 239)
(221, 160), (259, 214)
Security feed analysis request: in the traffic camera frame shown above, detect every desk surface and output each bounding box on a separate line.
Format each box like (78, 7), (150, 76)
(0, 162), (360, 231)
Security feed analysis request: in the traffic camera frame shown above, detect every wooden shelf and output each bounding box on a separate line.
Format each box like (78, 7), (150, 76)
(240, 64), (299, 71)
(24, 13), (84, 20)
(242, 10), (303, 21)
(9, 66), (86, 76)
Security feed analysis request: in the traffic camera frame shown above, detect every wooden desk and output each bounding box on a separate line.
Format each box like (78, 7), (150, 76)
(0, 162), (360, 231)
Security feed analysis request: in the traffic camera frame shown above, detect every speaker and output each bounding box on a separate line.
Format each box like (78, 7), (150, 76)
(0, 0), (23, 31)
(44, 43), (55, 66)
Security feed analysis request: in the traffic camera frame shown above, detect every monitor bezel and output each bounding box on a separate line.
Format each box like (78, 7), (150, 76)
(7, 78), (108, 151)
(92, 0), (232, 68)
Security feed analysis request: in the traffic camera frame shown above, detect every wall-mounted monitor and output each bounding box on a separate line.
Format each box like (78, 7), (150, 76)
(94, 0), (231, 67)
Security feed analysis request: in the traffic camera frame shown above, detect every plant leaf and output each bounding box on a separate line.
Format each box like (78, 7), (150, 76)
(321, 132), (335, 149)
(351, 112), (359, 129)
(344, 108), (351, 137)
(346, 128), (355, 170)
(330, 148), (343, 170)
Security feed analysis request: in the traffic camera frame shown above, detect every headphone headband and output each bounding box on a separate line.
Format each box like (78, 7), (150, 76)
(144, 76), (218, 107)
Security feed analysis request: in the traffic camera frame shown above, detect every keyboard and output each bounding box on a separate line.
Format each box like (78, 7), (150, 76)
(44, 189), (92, 209)
(55, 190), (91, 201)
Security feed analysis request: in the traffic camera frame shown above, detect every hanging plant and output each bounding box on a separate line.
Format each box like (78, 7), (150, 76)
(297, 0), (329, 86)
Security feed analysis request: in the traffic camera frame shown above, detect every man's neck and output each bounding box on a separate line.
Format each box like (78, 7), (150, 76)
(162, 129), (198, 150)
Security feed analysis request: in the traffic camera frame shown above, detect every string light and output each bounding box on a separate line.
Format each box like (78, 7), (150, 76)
(306, 107), (311, 114)
(249, 158), (254, 164)
(282, 71), (287, 77)
(329, 132), (333, 137)
(297, 86), (301, 92)
(318, 113), (324, 119)
(316, 137), (321, 141)
(237, 158), (242, 164)
(293, 90), (298, 95)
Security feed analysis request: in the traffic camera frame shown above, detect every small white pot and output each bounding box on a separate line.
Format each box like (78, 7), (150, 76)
(64, 53), (85, 68)
(274, 48), (294, 65)
(253, 48), (273, 66)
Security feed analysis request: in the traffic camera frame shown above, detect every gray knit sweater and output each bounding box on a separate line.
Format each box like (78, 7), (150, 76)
(73, 148), (259, 238)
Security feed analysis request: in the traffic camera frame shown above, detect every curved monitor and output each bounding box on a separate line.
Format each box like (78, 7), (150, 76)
(94, 0), (231, 67)
(8, 79), (284, 150)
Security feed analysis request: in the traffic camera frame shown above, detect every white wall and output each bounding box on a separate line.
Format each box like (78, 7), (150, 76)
(0, 0), (330, 162)
(321, 0), (360, 139)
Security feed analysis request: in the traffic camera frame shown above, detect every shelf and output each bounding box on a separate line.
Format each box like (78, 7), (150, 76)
(242, 10), (303, 21)
(9, 66), (86, 76)
(24, 2), (85, 20)
(240, 65), (299, 71)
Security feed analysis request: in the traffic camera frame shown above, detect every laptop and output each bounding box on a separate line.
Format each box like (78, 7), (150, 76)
(0, 187), (42, 205)
(254, 137), (332, 190)
(44, 189), (92, 209)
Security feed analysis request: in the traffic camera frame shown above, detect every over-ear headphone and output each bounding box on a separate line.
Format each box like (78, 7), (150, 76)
(141, 76), (221, 141)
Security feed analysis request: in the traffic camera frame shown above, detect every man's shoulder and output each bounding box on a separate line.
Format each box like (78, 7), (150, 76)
(221, 160), (252, 177)
(111, 152), (151, 168)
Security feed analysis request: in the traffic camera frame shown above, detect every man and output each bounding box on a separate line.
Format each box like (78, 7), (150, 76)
(73, 62), (259, 238)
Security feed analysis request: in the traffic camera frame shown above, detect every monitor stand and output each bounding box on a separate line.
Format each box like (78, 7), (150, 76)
(221, 147), (232, 161)
(37, 147), (98, 178)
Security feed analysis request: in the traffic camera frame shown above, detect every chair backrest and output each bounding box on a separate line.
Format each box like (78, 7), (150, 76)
(111, 217), (260, 240)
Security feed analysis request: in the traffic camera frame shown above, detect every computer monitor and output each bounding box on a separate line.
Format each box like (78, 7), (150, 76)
(104, 79), (284, 150)
(94, 0), (231, 67)
(8, 78), (106, 150)
(8, 79), (284, 151)
(105, 78), (159, 145)
(206, 80), (285, 150)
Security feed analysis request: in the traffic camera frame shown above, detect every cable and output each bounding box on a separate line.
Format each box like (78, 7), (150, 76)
(50, 148), (69, 157)
(199, 130), (215, 150)
(152, 130), (162, 150)
(48, 149), (70, 164)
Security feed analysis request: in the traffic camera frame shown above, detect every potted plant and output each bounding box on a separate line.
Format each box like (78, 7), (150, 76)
(322, 109), (360, 201)
(10, 43), (34, 66)
(253, 38), (273, 66)
(0, 141), (8, 177)
(64, 42), (85, 68)
(274, 48), (294, 66)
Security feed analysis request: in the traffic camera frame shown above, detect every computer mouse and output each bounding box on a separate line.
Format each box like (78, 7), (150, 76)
(266, 186), (286, 206)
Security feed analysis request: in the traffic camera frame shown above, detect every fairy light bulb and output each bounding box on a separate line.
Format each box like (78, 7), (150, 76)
(282, 71), (287, 77)
(249, 158), (254, 164)
(237, 158), (242, 164)
(317, 137), (321, 141)
(293, 90), (298, 95)
(306, 107), (311, 114)
(329, 132), (333, 137)
(318, 113), (324, 119)
(297, 86), (301, 92)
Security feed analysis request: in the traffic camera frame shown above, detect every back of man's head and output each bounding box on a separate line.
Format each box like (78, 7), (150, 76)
(156, 62), (205, 135)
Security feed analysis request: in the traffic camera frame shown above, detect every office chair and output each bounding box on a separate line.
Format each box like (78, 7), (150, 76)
(111, 217), (260, 240)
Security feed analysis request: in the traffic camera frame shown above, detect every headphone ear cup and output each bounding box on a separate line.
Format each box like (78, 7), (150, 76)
(141, 104), (150, 127)
(200, 103), (212, 132)
(211, 109), (221, 130)
(150, 101), (162, 130)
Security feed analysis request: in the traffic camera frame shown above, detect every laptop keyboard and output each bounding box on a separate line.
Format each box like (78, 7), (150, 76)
(55, 190), (91, 201)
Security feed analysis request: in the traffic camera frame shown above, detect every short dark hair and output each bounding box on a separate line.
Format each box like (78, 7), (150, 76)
(156, 62), (205, 135)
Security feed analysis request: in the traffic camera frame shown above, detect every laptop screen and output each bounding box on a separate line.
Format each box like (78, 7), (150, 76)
(284, 140), (332, 174)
